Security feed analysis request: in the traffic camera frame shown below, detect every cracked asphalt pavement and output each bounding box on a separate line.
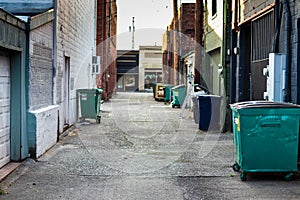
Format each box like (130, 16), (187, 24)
(1, 92), (300, 199)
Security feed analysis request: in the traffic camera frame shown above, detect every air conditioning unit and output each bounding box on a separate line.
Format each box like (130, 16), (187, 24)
(92, 56), (100, 74)
(263, 53), (286, 102)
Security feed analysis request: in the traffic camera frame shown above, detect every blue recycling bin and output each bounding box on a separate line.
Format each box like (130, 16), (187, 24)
(198, 95), (221, 131)
(192, 91), (207, 124)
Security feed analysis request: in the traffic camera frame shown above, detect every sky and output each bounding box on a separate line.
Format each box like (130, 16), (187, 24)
(116, 0), (196, 50)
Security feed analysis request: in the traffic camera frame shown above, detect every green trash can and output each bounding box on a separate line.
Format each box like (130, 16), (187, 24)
(77, 88), (103, 123)
(163, 84), (173, 102)
(171, 85), (186, 108)
(230, 101), (300, 181)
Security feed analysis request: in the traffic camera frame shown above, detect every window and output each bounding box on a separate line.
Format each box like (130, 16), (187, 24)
(212, 0), (217, 16)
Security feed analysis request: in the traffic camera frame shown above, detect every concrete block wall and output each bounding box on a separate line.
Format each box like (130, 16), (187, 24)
(29, 22), (53, 110)
(56, 0), (96, 132)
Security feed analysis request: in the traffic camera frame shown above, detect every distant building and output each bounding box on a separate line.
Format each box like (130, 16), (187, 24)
(139, 46), (163, 91)
(162, 3), (195, 86)
(96, 0), (117, 100)
(116, 50), (139, 92)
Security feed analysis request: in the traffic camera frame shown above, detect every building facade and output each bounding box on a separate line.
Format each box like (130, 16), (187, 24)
(231, 0), (300, 104)
(0, 0), (97, 159)
(162, 3), (195, 86)
(27, 10), (59, 158)
(96, 0), (117, 100)
(139, 46), (163, 91)
(55, 0), (97, 132)
(117, 50), (139, 92)
(0, 8), (28, 167)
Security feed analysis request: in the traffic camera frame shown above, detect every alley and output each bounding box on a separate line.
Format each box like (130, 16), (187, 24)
(1, 92), (300, 199)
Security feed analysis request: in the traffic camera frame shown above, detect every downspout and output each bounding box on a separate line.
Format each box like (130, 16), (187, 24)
(53, 0), (59, 135)
(230, 0), (238, 104)
(53, 0), (58, 105)
(282, 0), (291, 102)
(25, 18), (31, 158)
(271, 0), (283, 53)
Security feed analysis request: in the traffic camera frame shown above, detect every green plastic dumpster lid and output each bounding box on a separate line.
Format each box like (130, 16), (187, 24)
(171, 84), (186, 90)
(230, 101), (300, 109)
(96, 88), (103, 94)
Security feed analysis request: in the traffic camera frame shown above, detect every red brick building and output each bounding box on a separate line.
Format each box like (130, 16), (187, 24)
(162, 3), (195, 86)
(96, 0), (117, 100)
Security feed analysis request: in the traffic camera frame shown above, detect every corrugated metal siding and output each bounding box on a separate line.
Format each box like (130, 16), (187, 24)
(250, 10), (274, 100)
(251, 10), (274, 61)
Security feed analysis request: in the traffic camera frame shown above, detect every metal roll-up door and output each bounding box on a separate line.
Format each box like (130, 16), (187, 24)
(0, 54), (11, 168)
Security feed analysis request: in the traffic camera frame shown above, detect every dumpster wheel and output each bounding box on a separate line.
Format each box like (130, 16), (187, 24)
(232, 163), (240, 172)
(284, 173), (293, 181)
(240, 172), (247, 181)
(96, 116), (101, 124)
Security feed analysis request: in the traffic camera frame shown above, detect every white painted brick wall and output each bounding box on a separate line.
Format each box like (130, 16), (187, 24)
(29, 21), (53, 110)
(56, 0), (96, 132)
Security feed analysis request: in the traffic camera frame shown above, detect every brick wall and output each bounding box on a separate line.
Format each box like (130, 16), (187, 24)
(56, 0), (96, 130)
(179, 3), (195, 56)
(96, 0), (117, 100)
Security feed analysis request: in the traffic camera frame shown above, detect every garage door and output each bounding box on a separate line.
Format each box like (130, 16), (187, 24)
(0, 54), (10, 168)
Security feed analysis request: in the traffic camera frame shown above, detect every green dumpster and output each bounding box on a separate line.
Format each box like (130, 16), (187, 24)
(230, 101), (300, 181)
(163, 84), (174, 102)
(77, 88), (103, 123)
(171, 85), (186, 108)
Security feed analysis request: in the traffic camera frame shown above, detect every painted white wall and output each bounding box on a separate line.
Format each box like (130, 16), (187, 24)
(56, 0), (96, 132)
(29, 105), (59, 158)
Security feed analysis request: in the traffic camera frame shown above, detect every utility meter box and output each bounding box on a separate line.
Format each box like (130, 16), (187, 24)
(263, 53), (286, 102)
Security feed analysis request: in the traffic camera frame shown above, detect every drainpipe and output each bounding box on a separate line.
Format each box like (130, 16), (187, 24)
(230, 0), (238, 104)
(282, 0), (291, 102)
(271, 0), (283, 53)
(53, 0), (58, 105)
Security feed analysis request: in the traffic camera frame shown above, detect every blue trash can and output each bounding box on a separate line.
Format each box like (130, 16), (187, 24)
(192, 91), (207, 124)
(198, 95), (221, 131)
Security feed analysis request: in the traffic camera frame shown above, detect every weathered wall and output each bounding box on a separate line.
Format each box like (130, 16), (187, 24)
(28, 105), (58, 158)
(27, 10), (58, 158)
(29, 20), (53, 110)
(56, 0), (96, 131)
(240, 0), (275, 22)
(0, 9), (28, 161)
(96, 0), (117, 100)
